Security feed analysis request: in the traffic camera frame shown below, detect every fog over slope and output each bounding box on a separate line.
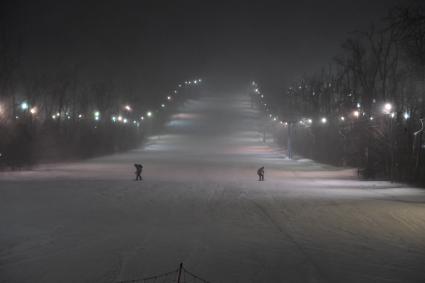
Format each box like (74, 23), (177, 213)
(1, 92), (425, 283)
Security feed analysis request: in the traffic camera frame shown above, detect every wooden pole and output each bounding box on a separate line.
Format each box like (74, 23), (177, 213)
(176, 262), (183, 283)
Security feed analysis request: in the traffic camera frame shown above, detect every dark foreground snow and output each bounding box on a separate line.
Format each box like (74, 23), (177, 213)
(1, 93), (425, 283)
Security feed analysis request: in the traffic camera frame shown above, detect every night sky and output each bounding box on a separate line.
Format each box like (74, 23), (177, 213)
(6, 0), (402, 96)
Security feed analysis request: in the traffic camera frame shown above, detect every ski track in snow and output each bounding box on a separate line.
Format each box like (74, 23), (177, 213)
(1, 93), (425, 283)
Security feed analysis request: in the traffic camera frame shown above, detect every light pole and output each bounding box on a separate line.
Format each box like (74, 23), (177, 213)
(383, 103), (395, 181)
(338, 128), (347, 167)
(390, 114), (394, 182)
(413, 118), (424, 175)
(287, 122), (293, 159)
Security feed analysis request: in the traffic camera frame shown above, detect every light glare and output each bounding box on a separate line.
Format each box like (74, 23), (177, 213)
(21, 102), (29, 110)
(403, 112), (410, 120)
(384, 103), (392, 114)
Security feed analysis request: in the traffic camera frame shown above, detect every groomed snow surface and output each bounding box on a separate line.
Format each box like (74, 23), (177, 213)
(1, 93), (425, 283)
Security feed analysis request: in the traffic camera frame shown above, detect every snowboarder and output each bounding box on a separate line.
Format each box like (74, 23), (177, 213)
(257, 166), (264, 181)
(134, 164), (143, 181)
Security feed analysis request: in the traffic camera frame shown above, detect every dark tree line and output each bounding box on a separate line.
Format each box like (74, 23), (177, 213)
(0, 3), (199, 169)
(260, 3), (425, 184)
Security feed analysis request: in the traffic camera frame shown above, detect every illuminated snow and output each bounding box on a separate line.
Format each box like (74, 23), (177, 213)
(1, 94), (425, 283)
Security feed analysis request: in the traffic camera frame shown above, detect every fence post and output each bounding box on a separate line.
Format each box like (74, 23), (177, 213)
(176, 262), (183, 283)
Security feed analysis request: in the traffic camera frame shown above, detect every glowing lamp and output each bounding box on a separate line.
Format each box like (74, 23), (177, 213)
(403, 112), (410, 120)
(383, 103), (392, 114)
(21, 102), (29, 110)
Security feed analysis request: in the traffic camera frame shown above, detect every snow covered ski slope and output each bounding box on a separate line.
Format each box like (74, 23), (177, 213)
(1, 93), (425, 283)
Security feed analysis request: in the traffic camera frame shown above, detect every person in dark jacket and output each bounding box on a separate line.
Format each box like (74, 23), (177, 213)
(134, 164), (143, 181)
(257, 166), (265, 181)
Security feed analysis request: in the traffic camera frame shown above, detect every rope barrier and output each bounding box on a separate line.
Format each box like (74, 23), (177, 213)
(116, 263), (210, 283)
(117, 269), (178, 283)
(182, 267), (211, 283)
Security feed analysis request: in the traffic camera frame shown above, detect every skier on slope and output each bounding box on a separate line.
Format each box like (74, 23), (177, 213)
(257, 166), (265, 181)
(134, 164), (143, 181)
